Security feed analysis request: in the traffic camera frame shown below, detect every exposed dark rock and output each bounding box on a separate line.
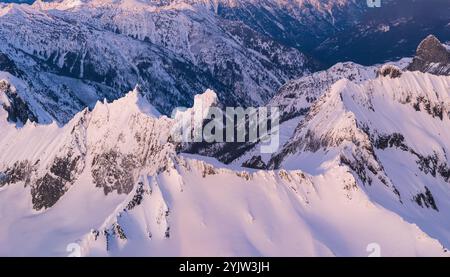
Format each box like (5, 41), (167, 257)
(0, 150), (84, 211)
(31, 153), (81, 210)
(165, 226), (170, 239)
(202, 164), (217, 178)
(242, 155), (267, 170)
(105, 230), (111, 251)
(236, 171), (251, 181)
(0, 52), (23, 77)
(415, 152), (450, 183)
(371, 132), (450, 185)
(407, 35), (450, 76)
(126, 182), (148, 211)
(91, 229), (100, 241)
(114, 223), (127, 240)
(103, 222), (128, 252)
(50, 155), (81, 182)
(374, 133), (407, 150)
(32, 174), (69, 210)
(414, 186), (439, 211)
(0, 81), (38, 125)
(0, 160), (33, 187)
(412, 96), (446, 120)
(92, 150), (138, 195)
(0, 173), (5, 185)
(340, 154), (373, 186)
(376, 65), (402, 78)
(179, 107), (267, 165)
(183, 141), (257, 165)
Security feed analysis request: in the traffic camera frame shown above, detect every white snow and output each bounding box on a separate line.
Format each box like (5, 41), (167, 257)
(78, 156), (448, 256)
(270, 71), (450, 252)
(0, 0), (449, 258)
(1, 75), (450, 256)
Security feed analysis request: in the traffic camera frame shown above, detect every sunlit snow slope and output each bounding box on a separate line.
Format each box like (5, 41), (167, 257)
(1, 32), (450, 257)
(1, 70), (450, 256)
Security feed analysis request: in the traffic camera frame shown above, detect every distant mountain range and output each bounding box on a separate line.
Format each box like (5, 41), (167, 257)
(0, 0), (315, 123)
(0, 0), (447, 125)
(3, 0), (450, 66)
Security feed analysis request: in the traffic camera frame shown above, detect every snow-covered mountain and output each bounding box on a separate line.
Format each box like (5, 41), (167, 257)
(234, 37), (449, 168)
(1, 81), (450, 256)
(178, 61), (384, 164)
(165, 36), (449, 167)
(0, 86), (175, 210)
(2, 0), (447, 125)
(1, 0), (450, 257)
(179, 35), (450, 166)
(181, 0), (450, 67)
(267, 69), (450, 249)
(78, 154), (448, 256)
(268, 62), (379, 123)
(2, 47), (450, 256)
(181, 59), (417, 165)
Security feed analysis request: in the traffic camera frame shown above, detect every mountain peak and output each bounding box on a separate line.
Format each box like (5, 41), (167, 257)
(407, 35), (450, 75)
(416, 35), (450, 63)
(91, 86), (161, 120)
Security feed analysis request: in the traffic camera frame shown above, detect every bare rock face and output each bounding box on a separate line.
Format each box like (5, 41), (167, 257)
(415, 35), (450, 64)
(32, 152), (82, 210)
(407, 35), (450, 76)
(0, 52), (22, 77)
(0, 160), (33, 188)
(377, 65), (402, 79)
(0, 155), (83, 211)
(242, 155), (267, 170)
(91, 150), (138, 195)
(414, 186), (439, 211)
(0, 81), (38, 125)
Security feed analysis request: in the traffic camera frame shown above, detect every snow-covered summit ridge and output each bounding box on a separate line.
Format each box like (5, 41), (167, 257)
(0, 87), (217, 212)
(266, 70), (450, 250)
(93, 86), (162, 119)
(270, 70), (450, 169)
(268, 34), (449, 125)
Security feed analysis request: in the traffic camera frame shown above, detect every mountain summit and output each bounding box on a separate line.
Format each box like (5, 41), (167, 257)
(408, 35), (450, 76)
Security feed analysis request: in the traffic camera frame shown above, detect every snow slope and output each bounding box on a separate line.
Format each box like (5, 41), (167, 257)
(1, 151), (448, 256)
(1, 12), (450, 256)
(269, 71), (450, 250)
(1, 72), (450, 256)
(78, 155), (447, 257)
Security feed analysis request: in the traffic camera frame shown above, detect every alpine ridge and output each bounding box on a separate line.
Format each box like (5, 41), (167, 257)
(1, 1), (450, 257)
